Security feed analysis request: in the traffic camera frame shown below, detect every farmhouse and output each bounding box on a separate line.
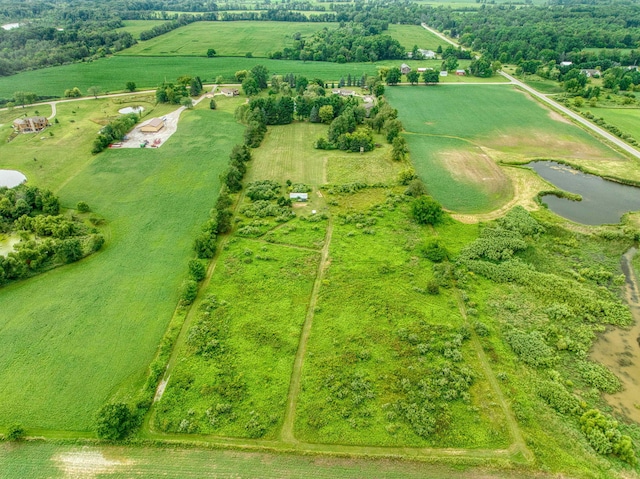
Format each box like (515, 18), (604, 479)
(401, 63), (411, 74)
(332, 88), (355, 96)
(419, 49), (436, 59)
(140, 118), (164, 133)
(581, 69), (600, 78)
(13, 116), (49, 133)
(220, 88), (239, 97)
(290, 192), (308, 202)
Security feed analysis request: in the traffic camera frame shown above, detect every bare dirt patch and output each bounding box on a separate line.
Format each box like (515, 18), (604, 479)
(452, 166), (545, 224)
(439, 147), (511, 197)
(55, 448), (134, 479)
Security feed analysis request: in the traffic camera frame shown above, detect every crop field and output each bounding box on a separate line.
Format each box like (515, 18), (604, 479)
(0, 96), (244, 430)
(119, 21), (338, 58)
(385, 85), (625, 213)
(386, 24), (445, 51)
(246, 122), (404, 186)
(294, 190), (510, 448)
(0, 57), (380, 99)
(0, 442), (552, 479)
(115, 20), (167, 39)
(580, 106), (640, 143)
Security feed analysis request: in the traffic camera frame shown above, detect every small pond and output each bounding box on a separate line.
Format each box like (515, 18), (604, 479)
(526, 161), (640, 225)
(118, 106), (144, 115)
(0, 170), (26, 188)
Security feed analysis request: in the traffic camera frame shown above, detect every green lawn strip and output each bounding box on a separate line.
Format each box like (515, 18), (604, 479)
(386, 24), (447, 52)
(0, 441), (553, 479)
(0, 107), (243, 431)
(118, 21), (339, 58)
(152, 238), (320, 439)
(294, 190), (510, 448)
(115, 20), (169, 40)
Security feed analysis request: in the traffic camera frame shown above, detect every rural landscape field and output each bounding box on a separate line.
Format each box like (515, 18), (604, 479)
(1, 0), (640, 478)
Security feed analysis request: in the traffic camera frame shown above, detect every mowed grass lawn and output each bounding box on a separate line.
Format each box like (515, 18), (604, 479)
(0, 99), (244, 431)
(0, 57), (379, 99)
(247, 122), (405, 186)
(385, 86), (623, 213)
(119, 21), (338, 57)
(386, 24), (446, 52)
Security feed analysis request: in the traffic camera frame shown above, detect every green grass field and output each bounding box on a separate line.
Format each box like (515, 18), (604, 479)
(0, 57), (380, 99)
(116, 20), (168, 39)
(294, 191), (510, 447)
(386, 24), (445, 52)
(119, 21), (338, 57)
(580, 106), (640, 143)
(385, 85), (624, 213)
(0, 96), (244, 431)
(246, 122), (404, 187)
(0, 442), (549, 479)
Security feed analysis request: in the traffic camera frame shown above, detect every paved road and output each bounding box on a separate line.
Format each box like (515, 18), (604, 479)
(500, 70), (640, 160)
(421, 23), (460, 49)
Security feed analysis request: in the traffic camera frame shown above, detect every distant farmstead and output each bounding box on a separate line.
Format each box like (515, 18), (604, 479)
(220, 88), (239, 97)
(13, 116), (49, 133)
(290, 193), (308, 202)
(140, 118), (164, 133)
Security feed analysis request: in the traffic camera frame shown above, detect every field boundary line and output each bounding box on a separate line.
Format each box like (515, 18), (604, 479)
(454, 289), (533, 463)
(280, 218), (333, 443)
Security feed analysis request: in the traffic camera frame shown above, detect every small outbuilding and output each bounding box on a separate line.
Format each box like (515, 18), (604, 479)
(290, 193), (308, 202)
(401, 63), (411, 74)
(560, 61), (573, 67)
(455, 70), (466, 76)
(140, 118), (164, 133)
(439, 70), (448, 77)
(13, 116), (48, 133)
(220, 88), (239, 97)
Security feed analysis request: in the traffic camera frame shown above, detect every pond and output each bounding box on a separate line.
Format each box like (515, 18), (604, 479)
(0, 170), (26, 188)
(118, 106), (144, 115)
(526, 161), (640, 225)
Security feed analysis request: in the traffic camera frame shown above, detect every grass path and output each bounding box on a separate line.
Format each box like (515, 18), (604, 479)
(281, 218), (333, 443)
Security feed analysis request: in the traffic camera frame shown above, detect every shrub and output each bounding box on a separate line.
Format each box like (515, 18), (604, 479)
(180, 279), (198, 305)
(188, 259), (207, 282)
(426, 280), (440, 295)
(578, 361), (622, 394)
(209, 99), (217, 110)
(6, 424), (25, 441)
(404, 179), (428, 197)
(76, 201), (90, 213)
(418, 239), (448, 262)
(411, 196), (443, 225)
(505, 328), (555, 368)
(95, 403), (134, 440)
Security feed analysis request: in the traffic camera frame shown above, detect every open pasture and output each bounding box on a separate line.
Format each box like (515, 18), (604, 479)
(0, 100), (244, 431)
(385, 85), (625, 213)
(119, 21), (338, 57)
(246, 122), (404, 187)
(0, 57), (379, 99)
(153, 238), (319, 439)
(115, 20), (167, 39)
(294, 189), (509, 447)
(386, 24), (446, 52)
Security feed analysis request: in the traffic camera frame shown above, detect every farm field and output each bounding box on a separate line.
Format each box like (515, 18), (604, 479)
(385, 85), (626, 213)
(0, 442), (554, 479)
(0, 57), (380, 99)
(0, 95), (244, 431)
(115, 20), (167, 39)
(579, 106), (640, 144)
(118, 21), (339, 58)
(386, 24), (446, 52)
(246, 122), (404, 186)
